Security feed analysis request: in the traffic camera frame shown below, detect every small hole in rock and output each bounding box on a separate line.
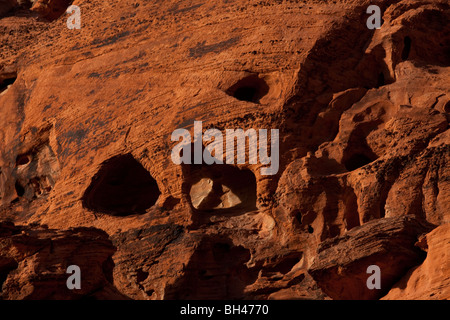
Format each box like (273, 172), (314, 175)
(14, 181), (25, 197)
(226, 75), (269, 103)
(307, 225), (314, 234)
(16, 154), (31, 166)
(401, 36), (412, 61)
(136, 269), (149, 283)
(444, 101), (450, 113)
(82, 154), (161, 216)
(0, 75), (16, 94)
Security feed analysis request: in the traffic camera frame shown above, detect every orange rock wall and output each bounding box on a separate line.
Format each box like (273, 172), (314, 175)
(0, 0), (448, 299)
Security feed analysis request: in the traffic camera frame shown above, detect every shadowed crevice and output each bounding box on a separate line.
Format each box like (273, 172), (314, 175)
(0, 73), (16, 95)
(401, 36), (412, 61)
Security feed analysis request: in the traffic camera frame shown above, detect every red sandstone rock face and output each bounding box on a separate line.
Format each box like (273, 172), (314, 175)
(308, 216), (434, 300)
(381, 223), (450, 299)
(0, 0), (448, 300)
(0, 222), (128, 299)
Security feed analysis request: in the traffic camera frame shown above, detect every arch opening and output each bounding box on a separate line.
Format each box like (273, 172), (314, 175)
(82, 154), (160, 216)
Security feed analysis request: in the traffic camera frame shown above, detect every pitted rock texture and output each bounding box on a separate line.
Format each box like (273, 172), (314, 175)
(0, 222), (128, 299)
(0, 0), (448, 300)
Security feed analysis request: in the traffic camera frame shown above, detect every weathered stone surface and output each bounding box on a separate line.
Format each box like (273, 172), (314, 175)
(308, 216), (435, 300)
(0, 222), (128, 299)
(382, 223), (450, 300)
(0, 0), (448, 299)
(31, 0), (73, 21)
(110, 223), (185, 300)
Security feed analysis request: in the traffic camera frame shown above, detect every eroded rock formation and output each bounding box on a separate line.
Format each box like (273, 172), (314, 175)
(0, 221), (128, 299)
(0, 0), (448, 299)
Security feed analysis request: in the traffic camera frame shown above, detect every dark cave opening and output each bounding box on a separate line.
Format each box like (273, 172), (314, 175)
(234, 86), (258, 102)
(226, 75), (269, 103)
(180, 142), (258, 213)
(82, 154), (160, 216)
(187, 164), (257, 212)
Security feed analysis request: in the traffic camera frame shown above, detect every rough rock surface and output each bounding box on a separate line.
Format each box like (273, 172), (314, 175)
(308, 216), (434, 300)
(0, 0), (448, 300)
(0, 221), (128, 299)
(381, 223), (450, 300)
